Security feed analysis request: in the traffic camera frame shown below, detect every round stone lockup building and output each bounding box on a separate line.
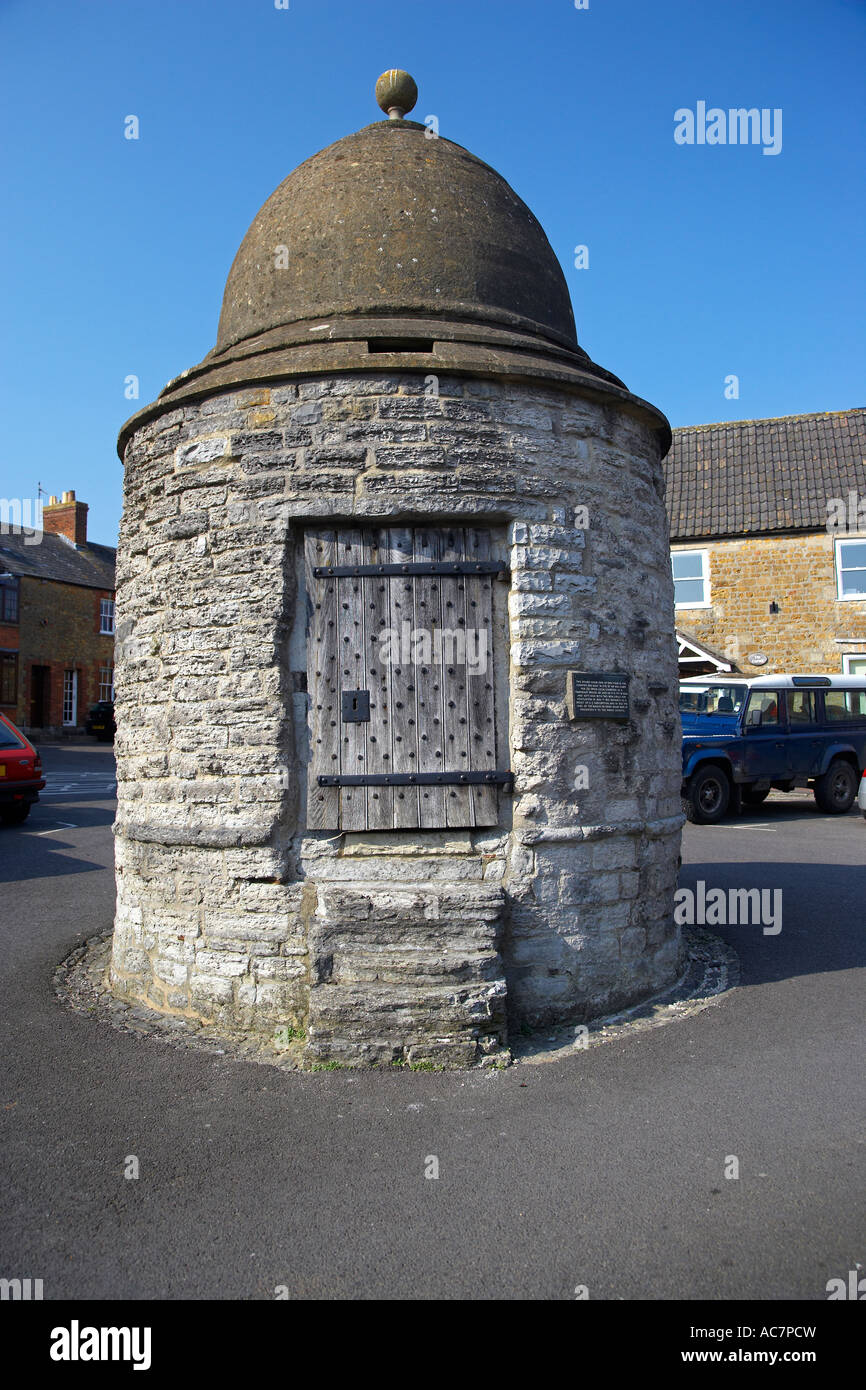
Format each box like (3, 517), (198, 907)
(110, 71), (684, 1066)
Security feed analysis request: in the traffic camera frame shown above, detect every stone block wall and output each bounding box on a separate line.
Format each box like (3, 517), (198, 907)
(110, 372), (683, 1062)
(674, 533), (866, 674)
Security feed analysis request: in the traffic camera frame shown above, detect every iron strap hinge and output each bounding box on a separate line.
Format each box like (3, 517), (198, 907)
(312, 561), (508, 578)
(318, 771), (514, 788)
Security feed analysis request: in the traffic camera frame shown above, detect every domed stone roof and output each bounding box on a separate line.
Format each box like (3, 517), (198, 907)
(120, 74), (670, 453)
(215, 118), (579, 357)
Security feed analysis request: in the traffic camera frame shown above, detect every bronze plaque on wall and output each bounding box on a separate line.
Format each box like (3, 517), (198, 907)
(566, 671), (630, 721)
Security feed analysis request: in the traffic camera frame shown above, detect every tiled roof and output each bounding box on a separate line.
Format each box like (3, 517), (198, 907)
(664, 408), (866, 541)
(0, 530), (115, 590)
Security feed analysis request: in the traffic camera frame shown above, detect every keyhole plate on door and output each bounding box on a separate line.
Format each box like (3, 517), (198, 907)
(342, 689), (371, 723)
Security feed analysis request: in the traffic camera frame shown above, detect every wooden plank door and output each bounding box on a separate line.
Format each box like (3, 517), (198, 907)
(305, 526), (503, 831)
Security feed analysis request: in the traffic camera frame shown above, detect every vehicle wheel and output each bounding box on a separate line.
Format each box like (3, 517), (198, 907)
(813, 760), (858, 814)
(1, 803), (31, 825)
(742, 786), (770, 806)
(684, 766), (731, 824)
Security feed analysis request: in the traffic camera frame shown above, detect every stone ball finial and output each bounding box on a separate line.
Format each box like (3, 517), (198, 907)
(375, 69), (418, 120)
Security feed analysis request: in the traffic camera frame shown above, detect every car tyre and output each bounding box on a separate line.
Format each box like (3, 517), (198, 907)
(813, 760), (858, 814)
(1, 803), (31, 826)
(684, 765), (731, 824)
(742, 785), (770, 806)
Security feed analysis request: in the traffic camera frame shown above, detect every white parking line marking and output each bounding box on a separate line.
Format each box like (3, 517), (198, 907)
(42, 783), (117, 796)
(715, 823), (778, 832)
(30, 822), (78, 836)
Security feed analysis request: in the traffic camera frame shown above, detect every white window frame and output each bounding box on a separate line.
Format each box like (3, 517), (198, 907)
(99, 665), (115, 701)
(842, 653), (866, 676)
(100, 598), (116, 634)
(835, 537), (866, 601)
(62, 669), (78, 726)
(671, 548), (711, 609)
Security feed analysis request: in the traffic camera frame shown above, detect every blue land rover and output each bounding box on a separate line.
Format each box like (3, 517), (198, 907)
(680, 674), (866, 824)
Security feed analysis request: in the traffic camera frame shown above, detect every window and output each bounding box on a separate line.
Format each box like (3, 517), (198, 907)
(835, 539), (866, 600)
(62, 670), (78, 726)
(99, 666), (114, 702)
(745, 691), (781, 728)
(823, 689), (866, 721)
(788, 690), (816, 724)
(842, 654), (866, 677)
(0, 719), (24, 749)
(679, 683), (746, 715)
(0, 577), (19, 624)
(0, 652), (17, 706)
(100, 598), (116, 634)
(671, 550), (710, 607)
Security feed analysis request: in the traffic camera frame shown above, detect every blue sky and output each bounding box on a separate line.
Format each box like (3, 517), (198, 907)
(1, 0), (864, 546)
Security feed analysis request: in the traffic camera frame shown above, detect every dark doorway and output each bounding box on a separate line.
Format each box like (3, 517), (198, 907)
(30, 665), (50, 727)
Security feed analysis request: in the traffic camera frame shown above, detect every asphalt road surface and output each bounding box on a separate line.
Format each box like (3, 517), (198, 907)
(1, 742), (864, 1300)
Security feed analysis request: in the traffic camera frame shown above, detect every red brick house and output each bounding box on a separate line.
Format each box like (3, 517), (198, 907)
(0, 491), (116, 735)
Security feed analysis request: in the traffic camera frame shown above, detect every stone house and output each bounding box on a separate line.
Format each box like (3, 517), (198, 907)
(665, 408), (866, 677)
(0, 492), (116, 735)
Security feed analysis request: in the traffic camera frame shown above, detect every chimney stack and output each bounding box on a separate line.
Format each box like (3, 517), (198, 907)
(43, 490), (88, 546)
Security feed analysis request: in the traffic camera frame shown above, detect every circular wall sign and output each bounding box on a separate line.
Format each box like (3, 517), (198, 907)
(747, 652), (768, 666)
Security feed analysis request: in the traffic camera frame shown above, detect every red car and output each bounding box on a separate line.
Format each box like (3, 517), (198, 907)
(0, 713), (45, 825)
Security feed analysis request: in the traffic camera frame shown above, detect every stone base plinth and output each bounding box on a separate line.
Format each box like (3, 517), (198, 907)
(307, 882), (508, 1065)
